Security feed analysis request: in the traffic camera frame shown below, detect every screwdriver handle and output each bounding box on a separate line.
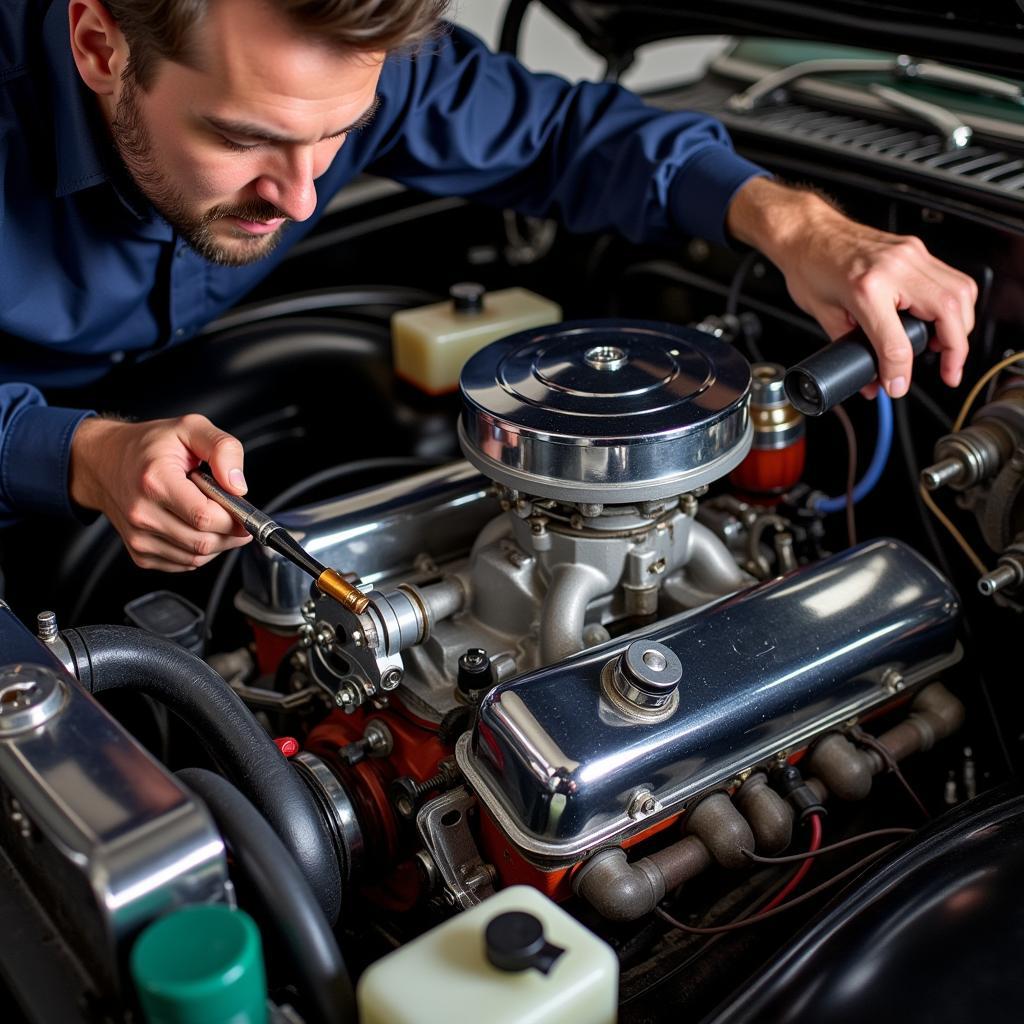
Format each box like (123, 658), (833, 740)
(189, 468), (370, 614)
(189, 469), (278, 542)
(783, 313), (932, 416)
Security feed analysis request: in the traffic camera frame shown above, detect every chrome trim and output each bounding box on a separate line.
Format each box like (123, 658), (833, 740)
(458, 540), (961, 862)
(0, 610), (228, 990)
(0, 665), (66, 734)
(712, 52), (1024, 146)
(729, 54), (992, 147)
(459, 321), (752, 503)
(868, 84), (972, 150)
(728, 57), (894, 111)
(239, 461), (499, 622)
(293, 752), (364, 882)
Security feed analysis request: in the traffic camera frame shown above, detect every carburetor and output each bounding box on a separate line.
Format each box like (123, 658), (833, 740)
(253, 320), (757, 720)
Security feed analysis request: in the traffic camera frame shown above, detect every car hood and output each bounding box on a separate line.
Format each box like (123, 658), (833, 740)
(536, 0), (1024, 78)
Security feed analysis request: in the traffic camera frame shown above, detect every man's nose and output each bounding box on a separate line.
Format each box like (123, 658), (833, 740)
(254, 148), (318, 222)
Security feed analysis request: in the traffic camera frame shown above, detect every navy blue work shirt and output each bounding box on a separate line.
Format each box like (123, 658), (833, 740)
(0, 0), (765, 525)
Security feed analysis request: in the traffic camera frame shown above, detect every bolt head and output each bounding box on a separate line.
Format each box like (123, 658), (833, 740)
(882, 668), (905, 693)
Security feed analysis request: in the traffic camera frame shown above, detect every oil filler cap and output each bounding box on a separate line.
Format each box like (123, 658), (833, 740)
(485, 911), (565, 975)
(459, 319), (752, 503)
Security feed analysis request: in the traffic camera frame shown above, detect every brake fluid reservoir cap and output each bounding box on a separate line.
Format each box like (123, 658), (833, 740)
(485, 911), (565, 975)
(458, 320), (752, 503)
(131, 905), (267, 1024)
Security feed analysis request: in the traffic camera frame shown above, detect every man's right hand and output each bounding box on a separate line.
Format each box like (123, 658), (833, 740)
(69, 415), (253, 572)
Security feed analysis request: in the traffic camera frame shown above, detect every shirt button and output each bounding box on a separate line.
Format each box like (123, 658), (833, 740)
(174, 328), (185, 338)
(175, 246), (185, 259)
(109, 350), (125, 364)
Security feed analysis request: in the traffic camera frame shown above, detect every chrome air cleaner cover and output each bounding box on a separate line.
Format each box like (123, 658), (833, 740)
(457, 320), (752, 503)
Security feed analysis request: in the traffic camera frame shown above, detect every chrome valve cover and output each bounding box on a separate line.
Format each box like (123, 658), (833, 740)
(458, 320), (753, 503)
(457, 539), (961, 863)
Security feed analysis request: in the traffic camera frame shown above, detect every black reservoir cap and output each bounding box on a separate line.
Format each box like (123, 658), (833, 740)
(784, 313), (931, 416)
(457, 648), (494, 696)
(450, 281), (485, 314)
(485, 911), (565, 975)
(124, 590), (205, 656)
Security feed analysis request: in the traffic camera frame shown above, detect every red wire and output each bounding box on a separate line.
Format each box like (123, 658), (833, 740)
(761, 813), (823, 912)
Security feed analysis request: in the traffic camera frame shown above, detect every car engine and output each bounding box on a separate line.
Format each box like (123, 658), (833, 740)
(4, 6), (1024, 1024)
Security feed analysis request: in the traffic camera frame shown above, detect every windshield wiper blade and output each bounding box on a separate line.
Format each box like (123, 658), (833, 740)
(868, 83), (973, 150)
(893, 56), (1024, 106)
(726, 55), (1015, 150)
(729, 55), (1023, 112)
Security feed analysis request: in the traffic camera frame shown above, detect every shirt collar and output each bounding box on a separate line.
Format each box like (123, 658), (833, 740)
(43, 0), (108, 198)
(43, 1), (154, 222)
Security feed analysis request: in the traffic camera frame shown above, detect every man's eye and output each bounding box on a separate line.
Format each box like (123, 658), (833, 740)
(219, 136), (260, 152)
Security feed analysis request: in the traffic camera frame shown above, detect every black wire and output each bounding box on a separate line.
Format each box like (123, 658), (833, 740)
(744, 826), (915, 864)
(200, 286), (440, 336)
(724, 251), (765, 362)
(851, 728), (931, 820)
(908, 382), (953, 432)
(620, 866), (798, 1007)
(656, 843), (897, 934)
(616, 260), (828, 340)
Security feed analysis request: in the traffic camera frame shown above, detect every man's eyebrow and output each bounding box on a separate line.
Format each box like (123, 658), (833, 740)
(204, 95), (380, 143)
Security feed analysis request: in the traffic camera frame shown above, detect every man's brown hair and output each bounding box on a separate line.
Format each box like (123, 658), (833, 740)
(103, 0), (451, 88)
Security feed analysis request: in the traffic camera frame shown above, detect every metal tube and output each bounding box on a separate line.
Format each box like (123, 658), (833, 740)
(538, 563), (609, 663)
(573, 835), (712, 922)
(686, 520), (753, 592)
(686, 792), (755, 869)
(921, 456), (965, 491)
(734, 773), (793, 854)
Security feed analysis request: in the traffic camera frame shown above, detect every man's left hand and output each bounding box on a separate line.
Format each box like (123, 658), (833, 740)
(726, 176), (977, 398)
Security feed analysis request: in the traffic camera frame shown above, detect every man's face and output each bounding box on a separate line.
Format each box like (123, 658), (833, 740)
(107, 0), (384, 266)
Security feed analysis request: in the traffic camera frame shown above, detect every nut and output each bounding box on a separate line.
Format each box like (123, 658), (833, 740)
(626, 788), (661, 820)
(381, 667), (403, 691)
(882, 668), (905, 693)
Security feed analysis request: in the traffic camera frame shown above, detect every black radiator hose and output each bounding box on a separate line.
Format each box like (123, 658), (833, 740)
(176, 768), (355, 1024)
(62, 624), (341, 924)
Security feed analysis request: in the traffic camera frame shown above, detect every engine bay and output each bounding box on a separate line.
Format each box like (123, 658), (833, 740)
(4, 18), (1024, 1024)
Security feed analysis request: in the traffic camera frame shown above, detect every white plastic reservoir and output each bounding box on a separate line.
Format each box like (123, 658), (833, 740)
(357, 885), (618, 1023)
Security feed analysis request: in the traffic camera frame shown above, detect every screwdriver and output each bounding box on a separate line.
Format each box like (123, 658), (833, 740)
(189, 468), (369, 614)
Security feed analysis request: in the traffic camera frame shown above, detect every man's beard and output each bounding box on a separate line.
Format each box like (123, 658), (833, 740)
(110, 72), (289, 267)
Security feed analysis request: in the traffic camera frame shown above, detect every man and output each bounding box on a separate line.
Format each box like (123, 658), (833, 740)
(0, 0), (976, 572)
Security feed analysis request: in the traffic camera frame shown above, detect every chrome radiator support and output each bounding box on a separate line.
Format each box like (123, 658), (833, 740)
(457, 539), (961, 863)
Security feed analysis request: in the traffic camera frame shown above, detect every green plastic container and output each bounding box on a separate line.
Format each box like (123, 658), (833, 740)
(130, 905), (268, 1024)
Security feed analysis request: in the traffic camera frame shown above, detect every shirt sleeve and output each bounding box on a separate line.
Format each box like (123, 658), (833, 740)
(367, 26), (768, 248)
(0, 383), (94, 525)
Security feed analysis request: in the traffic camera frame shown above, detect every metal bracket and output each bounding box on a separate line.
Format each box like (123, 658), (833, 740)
(416, 787), (495, 909)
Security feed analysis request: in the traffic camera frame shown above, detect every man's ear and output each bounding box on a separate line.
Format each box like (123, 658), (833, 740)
(68, 0), (129, 97)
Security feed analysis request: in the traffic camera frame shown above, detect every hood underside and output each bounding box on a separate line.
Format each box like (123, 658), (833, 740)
(537, 0), (1024, 78)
